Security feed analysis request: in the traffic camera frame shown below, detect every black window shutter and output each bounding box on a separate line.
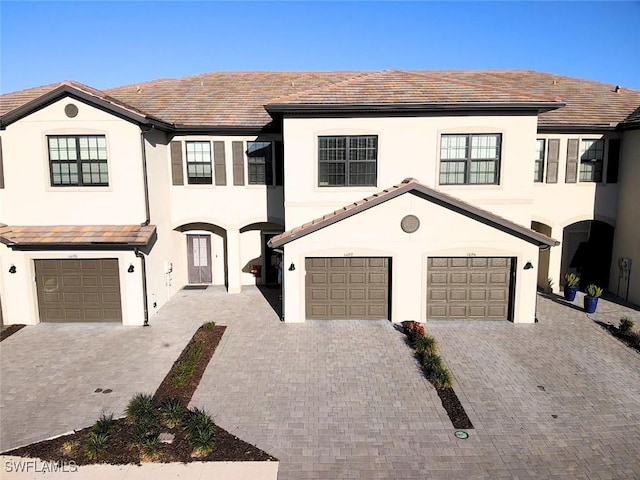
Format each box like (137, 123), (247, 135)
(274, 141), (284, 186)
(606, 138), (620, 183)
(170, 141), (184, 186)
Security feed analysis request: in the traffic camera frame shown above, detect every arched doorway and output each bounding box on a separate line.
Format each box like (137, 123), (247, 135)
(561, 220), (614, 290)
(175, 222), (227, 287)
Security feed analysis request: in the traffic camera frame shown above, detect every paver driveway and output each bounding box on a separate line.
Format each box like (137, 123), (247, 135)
(190, 288), (640, 480)
(0, 299), (205, 452)
(1, 286), (639, 480)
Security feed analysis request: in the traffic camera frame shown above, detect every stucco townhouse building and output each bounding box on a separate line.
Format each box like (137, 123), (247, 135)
(0, 70), (638, 326)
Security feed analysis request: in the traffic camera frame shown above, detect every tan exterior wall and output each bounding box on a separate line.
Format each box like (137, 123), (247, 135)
(282, 193), (540, 324)
(282, 114), (539, 229)
(0, 97), (146, 224)
(611, 129), (640, 304)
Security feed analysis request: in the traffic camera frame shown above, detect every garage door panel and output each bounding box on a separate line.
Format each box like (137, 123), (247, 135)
(35, 259), (122, 323)
(330, 289), (347, 300)
(469, 289), (487, 301)
(450, 273), (468, 284)
(471, 257), (489, 268)
(305, 257), (389, 320)
(427, 257), (512, 321)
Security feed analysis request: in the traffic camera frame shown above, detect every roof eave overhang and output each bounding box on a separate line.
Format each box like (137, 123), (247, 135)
(172, 124), (278, 135)
(265, 102), (565, 115)
(538, 124), (620, 134)
(0, 85), (173, 131)
(5, 242), (149, 251)
(619, 121), (640, 131)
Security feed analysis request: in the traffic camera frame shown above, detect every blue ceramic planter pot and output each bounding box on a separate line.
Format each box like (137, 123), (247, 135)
(564, 286), (578, 301)
(584, 296), (599, 314)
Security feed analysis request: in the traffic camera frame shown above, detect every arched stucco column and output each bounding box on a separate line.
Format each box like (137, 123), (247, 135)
(226, 229), (241, 294)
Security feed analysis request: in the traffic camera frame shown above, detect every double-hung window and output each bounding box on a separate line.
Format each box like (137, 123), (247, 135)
(48, 135), (108, 186)
(318, 135), (377, 187)
(579, 139), (604, 182)
(440, 134), (501, 185)
(534, 139), (545, 182)
(247, 141), (273, 185)
(186, 141), (212, 184)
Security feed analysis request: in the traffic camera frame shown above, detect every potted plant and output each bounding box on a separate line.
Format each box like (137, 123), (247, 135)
(584, 284), (603, 314)
(563, 273), (580, 301)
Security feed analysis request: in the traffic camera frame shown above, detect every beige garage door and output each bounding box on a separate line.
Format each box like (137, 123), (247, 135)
(35, 259), (122, 322)
(305, 257), (389, 320)
(427, 257), (513, 320)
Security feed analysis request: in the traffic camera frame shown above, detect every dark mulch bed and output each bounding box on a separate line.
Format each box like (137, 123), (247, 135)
(154, 325), (226, 406)
(594, 321), (640, 353)
(436, 387), (474, 429)
(0, 324), (26, 342)
(4, 323), (277, 464)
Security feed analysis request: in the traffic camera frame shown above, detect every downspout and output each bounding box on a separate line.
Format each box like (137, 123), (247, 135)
(140, 125), (153, 226)
(135, 248), (149, 327)
(137, 124), (152, 326)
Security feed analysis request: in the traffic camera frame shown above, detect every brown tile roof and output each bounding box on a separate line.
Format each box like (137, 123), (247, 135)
(2, 70), (639, 128)
(267, 70), (561, 106)
(104, 71), (365, 128)
(0, 224), (156, 247)
(268, 178), (559, 248)
(423, 70), (640, 127)
(0, 80), (164, 124)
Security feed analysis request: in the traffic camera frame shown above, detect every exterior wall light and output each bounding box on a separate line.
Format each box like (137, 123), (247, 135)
(128, 264), (135, 273)
(288, 263), (296, 271)
(524, 262), (534, 270)
(9, 265), (16, 274)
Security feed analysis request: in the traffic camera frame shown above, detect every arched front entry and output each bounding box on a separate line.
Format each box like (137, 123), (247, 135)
(561, 220), (614, 290)
(175, 222), (227, 287)
(240, 221), (284, 286)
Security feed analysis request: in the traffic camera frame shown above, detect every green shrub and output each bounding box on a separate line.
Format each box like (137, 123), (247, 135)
(160, 398), (185, 429)
(84, 432), (109, 460)
(132, 414), (161, 445)
(139, 437), (161, 458)
(172, 340), (205, 388)
(92, 412), (115, 436)
(629, 330), (640, 349)
(586, 284), (603, 298)
(203, 321), (217, 331)
(186, 407), (217, 456)
(414, 335), (438, 356)
(429, 364), (453, 388)
(619, 317), (635, 335)
(126, 393), (157, 424)
(421, 353), (443, 373)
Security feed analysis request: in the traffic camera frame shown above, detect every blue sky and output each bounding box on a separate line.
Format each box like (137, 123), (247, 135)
(1, 1), (639, 93)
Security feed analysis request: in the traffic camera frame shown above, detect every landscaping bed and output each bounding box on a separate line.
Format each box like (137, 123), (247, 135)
(595, 317), (640, 354)
(4, 322), (277, 465)
(401, 321), (473, 430)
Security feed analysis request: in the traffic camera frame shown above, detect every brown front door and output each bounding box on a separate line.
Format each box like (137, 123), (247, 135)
(35, 259), (122, 322)
(187, 234), (212, 284)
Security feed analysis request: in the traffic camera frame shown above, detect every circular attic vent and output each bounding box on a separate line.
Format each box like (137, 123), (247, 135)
(64, 103), (79, 118)
(401, 215), (420, 233)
